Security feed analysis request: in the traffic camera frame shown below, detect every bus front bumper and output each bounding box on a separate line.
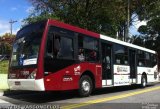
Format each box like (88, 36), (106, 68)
(8, 79), (45, 91)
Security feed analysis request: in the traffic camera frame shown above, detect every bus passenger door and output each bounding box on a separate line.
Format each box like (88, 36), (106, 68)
(129, 49), (137, 83)
(101, 43), (113, 86)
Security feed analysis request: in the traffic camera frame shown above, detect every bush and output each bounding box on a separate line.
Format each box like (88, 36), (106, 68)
(0, 60), (9, 74)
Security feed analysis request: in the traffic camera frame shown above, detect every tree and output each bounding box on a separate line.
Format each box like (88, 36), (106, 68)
(24, 0), (160, 44)
(137, 0), (160, 52)
(0, 33), (15, 55)
(24, 0), (141, 39)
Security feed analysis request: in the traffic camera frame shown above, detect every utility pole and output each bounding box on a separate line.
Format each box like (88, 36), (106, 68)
(124, 0), (130, 42)
(126, 0), (130, 42)
(9, 19), (17, 36)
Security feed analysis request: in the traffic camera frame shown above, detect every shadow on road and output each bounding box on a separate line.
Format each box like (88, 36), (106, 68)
(3, 84), (155, 104)
(3, 90), (78, 104)
(93, 84), (154, 95)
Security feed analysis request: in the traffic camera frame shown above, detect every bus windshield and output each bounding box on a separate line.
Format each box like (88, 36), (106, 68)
(10, 21), (46, 67)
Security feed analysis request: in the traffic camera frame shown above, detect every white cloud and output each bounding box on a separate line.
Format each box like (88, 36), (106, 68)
(0, 20), (19, 36)
(26, 6), (34, 14)
(13, 28), (20, 34)
(130, 15), (147, 35)
(0, 20), (10, 35)
(0, 21), (9, 30)
(17, 18), (23, 25)
(134, 20), (147, 29)
(11, 7), (18, 11)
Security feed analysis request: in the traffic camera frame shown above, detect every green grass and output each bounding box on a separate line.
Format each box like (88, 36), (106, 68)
(0, 60), (9, 90)
(0, 60), (9, 74)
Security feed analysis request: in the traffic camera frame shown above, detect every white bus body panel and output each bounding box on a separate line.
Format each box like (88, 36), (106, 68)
(8, 79), (45, 91)
(137, 65), (158, 84)
(100, 34), (158, 87)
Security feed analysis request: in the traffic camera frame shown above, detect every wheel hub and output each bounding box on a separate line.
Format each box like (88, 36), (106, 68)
(142, 78), (146, 86)
(82, 80), (90, 92)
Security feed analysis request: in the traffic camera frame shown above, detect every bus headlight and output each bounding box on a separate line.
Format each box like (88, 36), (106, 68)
(28, 69), (37, 79)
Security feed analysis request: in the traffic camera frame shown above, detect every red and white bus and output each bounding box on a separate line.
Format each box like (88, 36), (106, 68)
(8, 19), (159, 97)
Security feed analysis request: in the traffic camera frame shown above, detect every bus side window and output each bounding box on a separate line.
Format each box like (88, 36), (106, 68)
(46, 33), (61, 58)
(54, 34), (61, 57)
(151, 54), (157, 67)
(116, 59), (120, 64)
(46, 34), (54, 58)
(78, 35), (99, 62)
(137, 50), (152, 67)
(57, 36), (73, 59)
(46, 30), (74, 59)
(78, 49), (85, 61)
(138, 61), (143, 66)
(114, 44), (128, 65)
(137, 50), (144, 66)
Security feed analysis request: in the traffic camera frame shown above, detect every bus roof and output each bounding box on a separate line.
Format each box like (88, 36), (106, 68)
(100, 34), (156, 54)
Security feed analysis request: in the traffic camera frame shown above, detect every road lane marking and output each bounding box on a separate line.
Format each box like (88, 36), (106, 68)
(62, 86), (160, 109)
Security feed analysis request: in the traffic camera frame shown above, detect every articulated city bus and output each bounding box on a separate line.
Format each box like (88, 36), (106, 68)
(8, 19), (159, 97)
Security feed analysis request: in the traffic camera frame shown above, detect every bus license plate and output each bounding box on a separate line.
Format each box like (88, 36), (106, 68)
(15, 81), (21, 85)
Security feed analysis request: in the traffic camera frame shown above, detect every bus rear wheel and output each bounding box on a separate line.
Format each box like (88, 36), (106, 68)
(79, 75), (93, 97)
(141, 75), (147, 88)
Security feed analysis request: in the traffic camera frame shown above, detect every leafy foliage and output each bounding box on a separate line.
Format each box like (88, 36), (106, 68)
(0, 33), (15, 55)
(137, 0), (160, 52)
(24, 0), (138, 38)
(0, 60), (9, 74)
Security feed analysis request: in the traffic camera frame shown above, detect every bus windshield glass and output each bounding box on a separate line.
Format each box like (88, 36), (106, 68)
(10, 21), (46, 67)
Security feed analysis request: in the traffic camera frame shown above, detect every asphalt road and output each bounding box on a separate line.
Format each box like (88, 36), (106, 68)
(0, 83), (160, 109)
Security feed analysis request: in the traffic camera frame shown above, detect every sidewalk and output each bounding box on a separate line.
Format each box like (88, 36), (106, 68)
(0, 74), (9, 91)
(0, 98), (9, 103)
(0, 92), (3, 96)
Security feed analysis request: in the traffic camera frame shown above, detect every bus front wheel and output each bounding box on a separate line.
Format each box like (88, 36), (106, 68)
(141, 75), (147, 88)
(79, 75), (93, 97)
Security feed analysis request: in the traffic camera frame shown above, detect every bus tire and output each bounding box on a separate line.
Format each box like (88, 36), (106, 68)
(141, 75), (147, 88)
(79, 75), (93, 97)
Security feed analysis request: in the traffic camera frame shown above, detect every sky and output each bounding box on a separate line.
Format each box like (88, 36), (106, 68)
(0, 0), (145, 36)
(0, 0), (32, 36)
(130, 18), (146, 36)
